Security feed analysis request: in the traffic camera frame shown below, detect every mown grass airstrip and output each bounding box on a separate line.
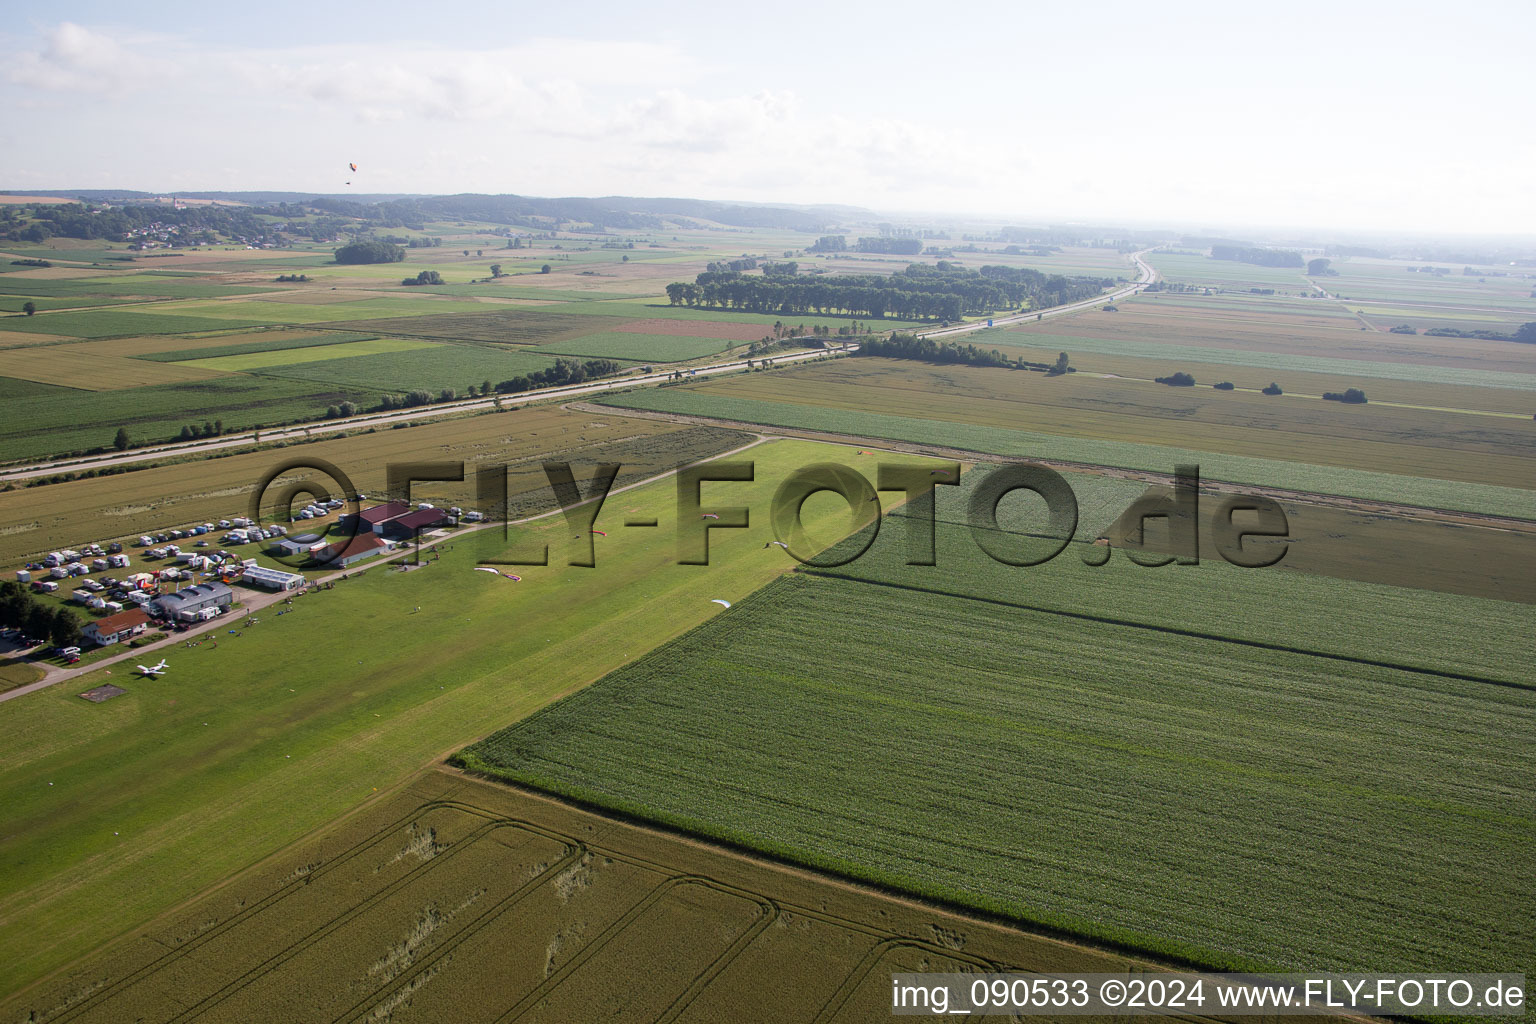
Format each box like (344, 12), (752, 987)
(0, 438), (913, 994)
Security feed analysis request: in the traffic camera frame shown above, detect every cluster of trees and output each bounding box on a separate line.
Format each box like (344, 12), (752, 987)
(706, 258), (758, 274)
(176, 420), (224, 441)
(1306, 258), (1338, 276)
(493, 358), (624, 394)
(275, 273), (310, 283)
(1213, 381), (1236, 390)
(401, 270), (444, 286)
(1209, 245), (1305, 268)
(667, 263), (1109, 321)
(856, 237), (923, 255)
(856, 333), (1013, 368)
(1425, 323), (1536, 343)
(333, 240), (405, 264)
(808, 236), (847, 252)
(1323, 388), (1368, 403)
(10, 258), (51, 267)
(1262, 382), (1283, 395)
(1156, 372), (1197, 386)
(323, 402), (361, 419)
(1389, 324), (1418, 334)
(1, 201), (277, 245)
(0, 582), (81, 648)
(377, 391), (436, 410)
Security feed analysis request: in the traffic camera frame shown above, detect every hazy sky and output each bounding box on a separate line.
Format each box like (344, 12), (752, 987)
(1, 1), (1531, 234)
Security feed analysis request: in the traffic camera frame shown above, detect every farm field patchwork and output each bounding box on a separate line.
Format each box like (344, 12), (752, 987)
(131, 329), (380, 361)
(0, 294), (139, 312)
(458, 551), (1534, 977)
(1026, 304), (1536, 376)
(0, 375), (377, 461)
(158, 296), (503, 325)
(537, 330), (730, 362)
(0, 308), (273, 338)
(598, 359), (1536, 513)
(175, 335), (436, 371)
(0, 345), (233, 389)
(986, 327), (1536, 397)
(322, 308), (602, 344)
(247, 342), (572, 392)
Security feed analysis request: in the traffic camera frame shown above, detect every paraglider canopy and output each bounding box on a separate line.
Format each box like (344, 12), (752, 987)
(710, 599), (731, 609)
(349, 162), (358, 172)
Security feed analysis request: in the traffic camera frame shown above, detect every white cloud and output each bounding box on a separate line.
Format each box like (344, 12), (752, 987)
(6, 22), (147, 92)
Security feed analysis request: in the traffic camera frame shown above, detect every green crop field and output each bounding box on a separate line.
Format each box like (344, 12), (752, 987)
(0, 308), (272, 338)
(458, 503), (1535, 976)
(0, 294), (140, 312)
(321, 307), (601, 344)
(1147, 252), (1311, 290)
(538, 330), (731, 362)
(0, 376), (73, 400)
(159, 296), (500, 324)
(598, 362), (1536, 517)
(0, 438), (907, 994)
(136, 330), (378, 362)
(247, 342), (569, 392)
(0, 375), (375, 460)
(176, 336), (435, 371)
(53, 276), (273, 299)
(986, 327), (1536, 393)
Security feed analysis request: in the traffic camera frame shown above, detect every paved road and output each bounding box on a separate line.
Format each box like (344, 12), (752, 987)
(1, 249), (1156, 482)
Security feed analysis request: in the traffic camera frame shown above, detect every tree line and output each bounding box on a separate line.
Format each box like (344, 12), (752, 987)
(1210, 245), (1305, 268)
(492, 358), (625, 395)
(667, 263), (1110, 321)
(1, 202), (277, 245)
(334, 240), (405, 264)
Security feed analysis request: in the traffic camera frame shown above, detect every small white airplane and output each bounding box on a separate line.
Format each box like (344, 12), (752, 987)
(136, 659), (168, 677)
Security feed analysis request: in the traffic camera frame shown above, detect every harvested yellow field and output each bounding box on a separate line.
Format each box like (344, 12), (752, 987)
(0, 346), (232, 390)
(0, 329), (71, 348)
